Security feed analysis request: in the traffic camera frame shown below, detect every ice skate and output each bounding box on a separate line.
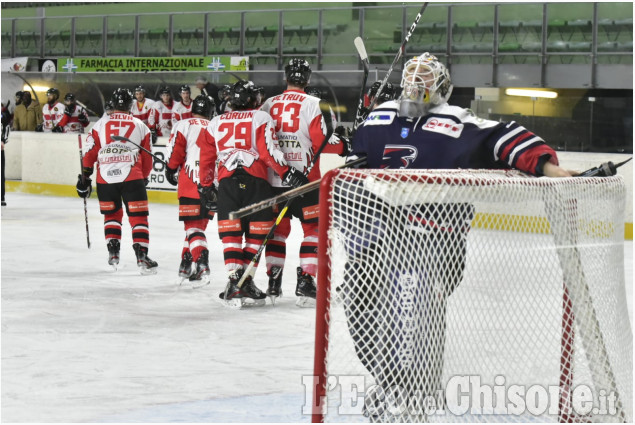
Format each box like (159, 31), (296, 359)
(189, 249), (211, 289)
(107, 239), (120, 271)
(295, 267), (317, 307)
(219, 269), (266, 308)
(177, 251), (193, 285)
(133, 243), (158, 275)
(266, 266), (283, 304)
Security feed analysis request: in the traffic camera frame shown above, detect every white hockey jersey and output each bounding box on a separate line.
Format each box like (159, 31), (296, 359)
(199, 109), (289, 186)
(171, 101), (193, 126)
(148, 101), (174, 136)
(130, 98), (155, 125)
(59, 104), (89, 133)
(41, 101), (65, 132)
(260, 89), (343, 187)
(82, 112), (152, 184)
(166, 117), (209, 199)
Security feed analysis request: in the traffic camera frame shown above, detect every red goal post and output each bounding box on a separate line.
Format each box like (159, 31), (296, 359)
(313, 168), (632, 423)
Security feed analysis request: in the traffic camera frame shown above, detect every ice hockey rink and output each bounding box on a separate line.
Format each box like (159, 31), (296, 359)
(1, 192), (633, 422)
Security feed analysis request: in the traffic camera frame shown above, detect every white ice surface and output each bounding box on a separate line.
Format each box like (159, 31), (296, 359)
(1, 193), (632, 422)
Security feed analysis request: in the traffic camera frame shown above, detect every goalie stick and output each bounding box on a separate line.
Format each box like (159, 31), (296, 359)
(366, 2), (429, 114)
(228, 156), (367, 220)
(577, 157), (632, 177)
(352, 37), (370, 131)
(111, 135), (168, 166)
(226, 101), (336, 302)
(78, 135), (91, 249)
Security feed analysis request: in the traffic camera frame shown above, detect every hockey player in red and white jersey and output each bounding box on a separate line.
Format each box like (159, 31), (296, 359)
(39, 88), (65, 132)
(130, 85), (155, 126)
(148, 86), (174, 144)
(57, 93), (89, 133)
(171, 85), (194, 125)
(259, 58), (347, 307)
(164, 95), (216, 287)
(198, 80), (308, 306)
(76, 88), (158, 274)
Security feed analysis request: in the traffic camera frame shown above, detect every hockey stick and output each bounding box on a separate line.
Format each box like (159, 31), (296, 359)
(111, 135), (167, 166)
(352, 37), (370, 131)
(576, 157), (632, 177)
(78, 135), (91, 249)
(227, 103), (336, 300)
(366, 2), (429, 114)
(228, 156), (367, 220)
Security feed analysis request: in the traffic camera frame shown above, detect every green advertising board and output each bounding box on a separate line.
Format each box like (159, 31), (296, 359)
(58, 56), (249, 72)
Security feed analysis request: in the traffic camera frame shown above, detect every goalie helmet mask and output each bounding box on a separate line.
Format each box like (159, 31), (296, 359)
(367, 81), (398, 105)
(230, 80), (256, 110)
(191, 95), (215, 119)
(399, 52), (453, 117)
(284, 58), (312, 87)
(111, 88), (133, 111)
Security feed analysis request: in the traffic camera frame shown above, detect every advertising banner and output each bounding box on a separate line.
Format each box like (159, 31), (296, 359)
(58, 56), (249, 73)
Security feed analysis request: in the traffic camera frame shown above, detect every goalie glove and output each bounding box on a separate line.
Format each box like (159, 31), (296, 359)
(76, 174), (92, 198)
(165, 167), (178, 186)
(198, 185), (218, 213)
(282, 167), (309, 188)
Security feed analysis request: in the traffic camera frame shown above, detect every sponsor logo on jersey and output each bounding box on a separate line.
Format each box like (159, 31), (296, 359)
(381, 145), (418, 168)
(401, 128), (410, 138)
(364, 110), (396, 126)
(284, 152), (303, 162)
(422, 117), (463, 138)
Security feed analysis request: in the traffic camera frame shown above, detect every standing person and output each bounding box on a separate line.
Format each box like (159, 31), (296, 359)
(198, 80), (308, 306)
(38, 88), (65, 132)
(171, 85), (194, 125)
(148, 86), (174, 144)
(260, 58), (347, 307)
(13, 91), (43, 131)
(164, 95), (216, 286)
(343, 52), (575, 420)
(57, 93), (90, 133)
(195, 76), (219, 107)
(217, 84), (233, 115)
(1, 102), (10, 206)
(130, 85), (154, 126)
(75, 88), (158, 274)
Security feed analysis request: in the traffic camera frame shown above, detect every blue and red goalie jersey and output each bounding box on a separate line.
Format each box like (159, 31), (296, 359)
(349, 101), (559, 175)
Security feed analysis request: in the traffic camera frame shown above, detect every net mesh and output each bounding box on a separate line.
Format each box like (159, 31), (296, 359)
(315, 169), (632, 423)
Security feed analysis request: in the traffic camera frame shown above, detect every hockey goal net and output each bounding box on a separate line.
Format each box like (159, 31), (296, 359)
(312, 169), (632, 423)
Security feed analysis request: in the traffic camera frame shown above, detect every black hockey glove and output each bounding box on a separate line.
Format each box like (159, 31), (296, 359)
(334, 125), (353, 157)
(165, 167), (178, 186)
(198, 185), (218, 213)
(150, 129), (158, 145)
(78, 112), (89, 125)
(76, 175), (92, 198)
(64, 105), (74, 117)
(282, 167), (309, 189)
(52, 125), (64, 133)
(35, 123), (43, 132)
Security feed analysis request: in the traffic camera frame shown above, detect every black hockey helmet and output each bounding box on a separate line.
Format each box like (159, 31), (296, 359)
(64, 92), (76, 102)
(111, 88), (133, 111)
(104, 100), (114, 113)
(284, 58), (312, 87)
(159, 86), (172, 96)
(179, 85), (191, 94)
(134, 85), (146, 94)
(367, 81), (398, 104)
(305, 86), (323, 99)
(220, 84), (232, 100)
(46, 87), (60, 100)
(191, 95), (215, 119)
(230, 80), (256, 110)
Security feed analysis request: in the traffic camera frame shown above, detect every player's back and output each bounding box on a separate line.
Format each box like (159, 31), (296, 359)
(167, 117), (209, 196)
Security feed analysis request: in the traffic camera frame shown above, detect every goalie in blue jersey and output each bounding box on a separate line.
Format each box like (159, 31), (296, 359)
(340, 53), (575, 420)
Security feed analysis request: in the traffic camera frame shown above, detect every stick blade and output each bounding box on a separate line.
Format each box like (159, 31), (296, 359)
(354, 37), (368, 61)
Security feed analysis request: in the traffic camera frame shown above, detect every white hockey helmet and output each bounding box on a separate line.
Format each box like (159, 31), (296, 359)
(399, 53), (453, 116)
